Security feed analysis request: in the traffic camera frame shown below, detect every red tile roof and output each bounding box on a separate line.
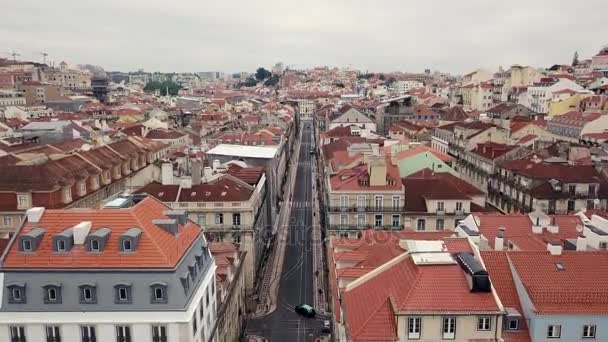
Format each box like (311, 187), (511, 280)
(471, 142), (516, 160)
(225, 164), (264, 185)
(508, 251), (608, 315)
(136, 175), (254, 202)
(2, 197), (201, 269)
(329, 160), (402, 192)
(394, 144), (453, 163)
(499, 160), (602, 183)
(481, 252), (531, 342)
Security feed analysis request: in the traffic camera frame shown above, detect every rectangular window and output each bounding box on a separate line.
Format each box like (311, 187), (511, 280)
(455, 202), (463, 211)
(442, 317), (456, 339)
(11, 287), (22, 301)
(477, 316), (491, 331)
(17, 194), (28, 208)
(392, 214), (400, 228)
(46, 326), (61, 342)
(21, 239), (32, 252)
(547, 325), (561, 338)
(340, 214), (348, 227)
(10, 326), (26, 342)
(56, 240), (66, 252)
(357, 214), (366, 227)
(583, 325), (596, 338)
(83, 288), (94, 301)
(600, 242), (608, 250)
(569, 185), (576, 195)
(116, 326), (131, 342)
(374, 214), (382, 227)
(118, 288), (128, 301)
(507, 318), (519, 330)
(375, 196), (383, 210)
(340, 195), (349, 209)
(122, 240), (132, 252)
(567, 200), (575, 212)
(232, 213), (241, 226)
(392, 196), (400, 210)
(197, 214), (206, 226)
(357, 195), (366, 210)
(81, 326), (96, 342)
(3, 215), (12, 227)
(408, 317), (421, 339)
(152, 325), (167, 342)
(437, 201), (445, 211)
(436, 218), (445, 231)
(417, 219), (426, 231)
(192, 314), (198, 335)
(90, 240), (100, 252)
(199, 301), (204, 322)
(215, 213), (224, 225)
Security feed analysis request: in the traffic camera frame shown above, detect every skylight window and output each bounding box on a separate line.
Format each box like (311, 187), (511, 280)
(555, 262), (565, 271)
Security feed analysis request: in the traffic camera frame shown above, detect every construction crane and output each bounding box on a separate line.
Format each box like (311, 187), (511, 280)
(7, 51), (20, 61)
(39, 52), (48, 64)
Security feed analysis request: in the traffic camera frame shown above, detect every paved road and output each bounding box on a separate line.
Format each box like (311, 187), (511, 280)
(247, 122), (325, 341)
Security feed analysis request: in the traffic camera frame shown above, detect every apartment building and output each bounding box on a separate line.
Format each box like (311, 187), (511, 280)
(0, 196), (217, 342)
(332, 236), (504, 341)
(135, 166), (267, 293)
(18, 82), (63, 105)
(325, 155), (404, 238)
(489, 157), (607, 214)
(0, 137), (169, 237)
(0, 90), (26, 107)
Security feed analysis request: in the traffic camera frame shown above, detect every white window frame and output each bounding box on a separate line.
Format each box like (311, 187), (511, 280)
(436, 218), (445, 231)
(437, 201), (445, 211)
(21, 239), (32, 252)
(416, 219), (426, 231)
(582, 324), (596, 339)
(10, 326), (26, 342)
(17, 193), (29, 209)
(11, 287), (22, 301)
(356, 214), (366, 227)
(408, 317), (421, 339)
(340, 214), (348, 226)
(374, 214), (382, 227)
(3, 215), (12, 227)
(357, 195), (366, 209)
(46, 325), (61, 342)
(154, 287), (165, 301)
(116, 325), (131, 342)
(90, 239), (100, 252)
(197, 214), (206, 226)
(122, 240), (133, 252)
(232, 213), (241, 226)
(547, 325), (561, 339)
(392, 214), (400, 228)
(455, 201), (463, 211)
(152, 325), (167, 342)
(340, 195), (349, 209)
(477, 316), (491, 331)
(47, 287), (58, 301)
(375, 195), (383, 210)
(118, 287), (129, 301)
(392, 196), (400, 210)
(81, 325), (96, 342)
(442, 316), (456, 340)
(506, 318), (519, 330)
(56, 239), (67, 252)
(215, 213), (223, 225)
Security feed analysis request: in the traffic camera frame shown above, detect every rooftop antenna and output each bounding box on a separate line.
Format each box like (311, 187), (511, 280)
(39, 52), (48, 64)
(7, 50), (20, 61)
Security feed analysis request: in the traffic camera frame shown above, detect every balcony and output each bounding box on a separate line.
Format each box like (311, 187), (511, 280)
(330, 224), (405, 231)
(328, 206), (404, 213)
(436, 209), (446, 216)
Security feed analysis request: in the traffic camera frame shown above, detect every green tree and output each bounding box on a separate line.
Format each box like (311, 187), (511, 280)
(379, 74), (386, 81)
(143, 80), (181, 96)
(242, 77), (258, 87)
(572, 51), (579, 66)
(264, 75), (280, 87)
(255, 67), (271, 80)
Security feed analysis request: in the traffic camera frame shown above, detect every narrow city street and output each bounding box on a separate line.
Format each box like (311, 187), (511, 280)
(246, 122), (325, 341)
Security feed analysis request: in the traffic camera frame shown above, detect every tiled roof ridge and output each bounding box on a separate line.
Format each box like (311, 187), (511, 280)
(350, 298), (395, 339)
(131, 198), (173, 265)
(345, 251), (410, 291)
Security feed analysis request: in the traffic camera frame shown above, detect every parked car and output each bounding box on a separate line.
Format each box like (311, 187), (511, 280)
(295, 304), (316, 318)
(322, 320), (331, 333)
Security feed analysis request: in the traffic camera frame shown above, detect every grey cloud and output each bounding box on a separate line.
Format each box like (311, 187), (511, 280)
(1, 0), (606, 74)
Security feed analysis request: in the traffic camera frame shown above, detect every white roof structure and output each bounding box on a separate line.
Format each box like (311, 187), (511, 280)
(206, 144), (278, 159)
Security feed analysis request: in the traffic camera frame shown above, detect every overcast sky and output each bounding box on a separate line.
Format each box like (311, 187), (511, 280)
(2, 0), (607, 74)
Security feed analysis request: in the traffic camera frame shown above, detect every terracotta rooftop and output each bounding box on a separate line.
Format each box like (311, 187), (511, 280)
(2, 196), (201, 269)
(135, 175), (254, 202)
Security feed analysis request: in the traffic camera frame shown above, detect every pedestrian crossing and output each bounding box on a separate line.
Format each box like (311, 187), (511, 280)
(291, 201), (312, 208)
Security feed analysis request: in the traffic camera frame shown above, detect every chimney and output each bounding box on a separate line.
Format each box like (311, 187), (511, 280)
(153, 219), (179, 235)
(192, 161), (202, 185)
(203, 166), (213, 181)
(72, 221), (92, 245)
(164, 210), (188, 226)
(546, 241), (563, 255)
(161, 163), (173, 185)
(495, 227), (505, 251)
(576, 235), (587, 251)
(212, 159), (220, 170)
(547, 217), (559, 234)
(26, 207), (45, 223)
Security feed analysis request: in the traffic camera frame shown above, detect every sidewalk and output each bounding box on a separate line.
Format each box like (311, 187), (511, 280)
(251, 126), (303, 318)
(311, 158), (329, 315)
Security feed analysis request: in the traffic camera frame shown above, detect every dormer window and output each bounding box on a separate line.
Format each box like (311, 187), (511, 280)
(56, 240), (66, 252)
(21, 239), (32, 252)
(90, 239), (100, 251)
(7, 283), (26, 304)
(79, 284), (97, 304)
(52, 229), (73, 253)
(43, 284), (62, 304)
(119, 228), (142, 252)
(114, 284), (132, 304)
(123, 240), (132, 251)
(150, 282), (168, 304)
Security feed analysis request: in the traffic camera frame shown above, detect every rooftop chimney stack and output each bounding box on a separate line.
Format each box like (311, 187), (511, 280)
(72, 221), (92, 245)
(192, 160), (202, 185)
(161, 163), (173, 185)
(495, 227), (505, 251)
(576, 235), (587, 251)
